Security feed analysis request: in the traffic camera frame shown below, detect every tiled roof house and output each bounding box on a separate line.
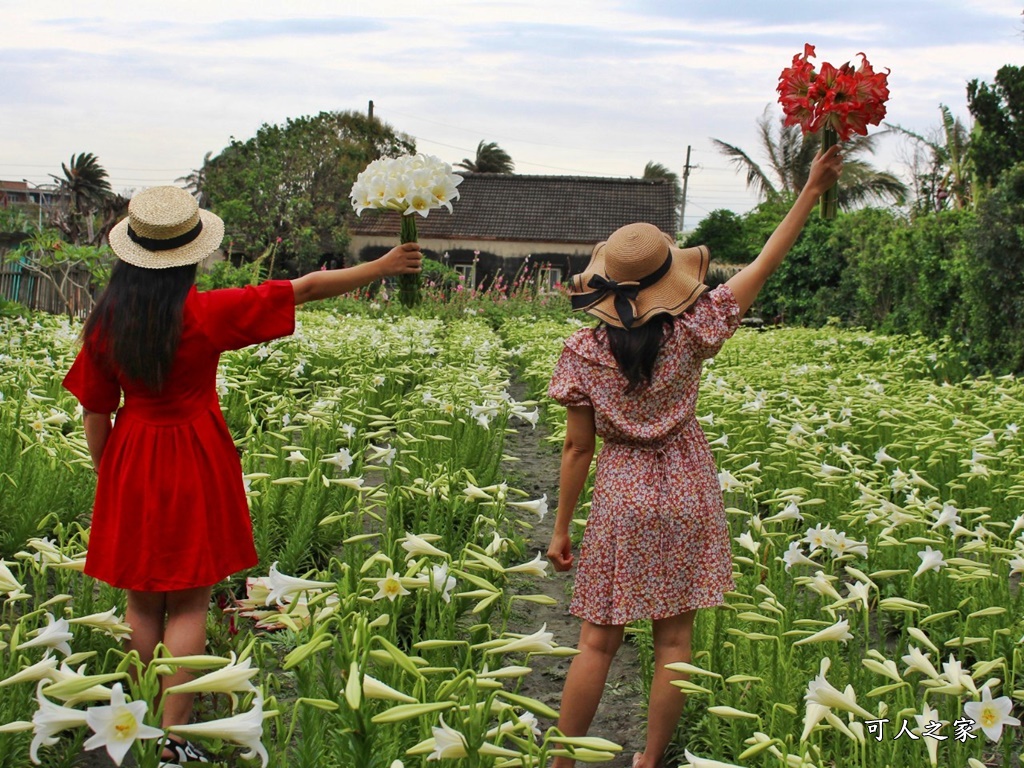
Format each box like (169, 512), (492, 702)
(348, 173), (677, 292)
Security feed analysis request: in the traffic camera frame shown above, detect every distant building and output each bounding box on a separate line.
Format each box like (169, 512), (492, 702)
(0, 180), (63, 208)
(348, 173), (677, 292)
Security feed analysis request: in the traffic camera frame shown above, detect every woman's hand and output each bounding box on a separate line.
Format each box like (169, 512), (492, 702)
(547, 531), (574, 572)
(375, 242), (422, 278)
(804, 144), (843, 198)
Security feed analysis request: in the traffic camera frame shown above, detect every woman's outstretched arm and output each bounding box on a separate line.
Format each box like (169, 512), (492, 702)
(726, 145), (843, 316)
(290, 242), (422, 305)
(547, 405), (597, 571)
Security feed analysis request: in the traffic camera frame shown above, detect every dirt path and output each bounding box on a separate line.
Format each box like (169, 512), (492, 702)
(504, 377), (646, 767)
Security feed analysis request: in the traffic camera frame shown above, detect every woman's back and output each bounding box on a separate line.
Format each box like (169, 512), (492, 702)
(549, 284), (740, 445)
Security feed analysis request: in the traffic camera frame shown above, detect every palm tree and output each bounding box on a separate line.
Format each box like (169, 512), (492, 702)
(642, 161), (682, 203)
(49, 152), (114, 244)
(887, 105), (971, 211)
(712, 108), (907, 209)
(177, 151), (213, 207)
(456, 141), (515, 174)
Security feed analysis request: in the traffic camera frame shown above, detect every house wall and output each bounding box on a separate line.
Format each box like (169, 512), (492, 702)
(349, 235), (595, 290)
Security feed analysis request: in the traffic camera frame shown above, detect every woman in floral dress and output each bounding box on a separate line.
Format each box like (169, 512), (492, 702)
(546, 147), (842, 768)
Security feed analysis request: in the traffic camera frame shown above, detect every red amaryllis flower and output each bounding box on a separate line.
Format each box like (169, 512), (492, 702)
(776, 45), (890, 218)
(776, 45), (890, 142)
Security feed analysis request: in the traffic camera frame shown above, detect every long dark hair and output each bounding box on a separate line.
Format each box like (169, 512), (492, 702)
(82, 260), (197, 391)
(595, 313), (675, 394)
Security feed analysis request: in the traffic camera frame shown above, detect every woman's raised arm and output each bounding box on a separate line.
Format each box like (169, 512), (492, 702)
(290, 242), (422, 305)
(725, 145), (843, 316)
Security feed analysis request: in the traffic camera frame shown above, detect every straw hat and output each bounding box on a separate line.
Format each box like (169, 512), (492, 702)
(569, 223), (710, 329)
(108, 186), (224, 269)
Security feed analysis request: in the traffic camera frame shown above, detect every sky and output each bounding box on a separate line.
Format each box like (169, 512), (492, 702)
(2, 1), (1021, 230)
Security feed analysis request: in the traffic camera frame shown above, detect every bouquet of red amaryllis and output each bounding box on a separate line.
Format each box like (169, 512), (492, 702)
(777, 44), (890, 218)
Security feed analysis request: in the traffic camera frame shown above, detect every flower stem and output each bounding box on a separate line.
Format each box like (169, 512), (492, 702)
(398, 215), (421, 308)
(820, 128), (839, 220)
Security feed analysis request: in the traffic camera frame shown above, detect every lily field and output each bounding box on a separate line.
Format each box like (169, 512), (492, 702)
(0, 301), (1022, 768)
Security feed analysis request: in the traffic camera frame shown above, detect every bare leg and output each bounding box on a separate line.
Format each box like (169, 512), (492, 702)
(159, 586), (212, 731)
(634, 610), (697, 768)
(551, 620), (625, 768)
(125, 590), (166, 668)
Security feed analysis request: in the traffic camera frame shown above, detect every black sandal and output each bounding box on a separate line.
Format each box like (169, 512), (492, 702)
(160, 735), (211, 765)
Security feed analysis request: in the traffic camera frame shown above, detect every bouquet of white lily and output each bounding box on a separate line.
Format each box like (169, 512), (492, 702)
(350, 153), (463, 307)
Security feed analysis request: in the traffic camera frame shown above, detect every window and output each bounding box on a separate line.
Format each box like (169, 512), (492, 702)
(454, 263), (476, 288)
(537, 266), (562, 293)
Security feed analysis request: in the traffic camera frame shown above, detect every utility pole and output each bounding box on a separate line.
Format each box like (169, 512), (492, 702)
(368, 100), (374, 120)
(679, 145), (692, 235)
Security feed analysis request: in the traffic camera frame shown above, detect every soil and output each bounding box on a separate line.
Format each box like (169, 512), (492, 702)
(502, 377), (647, 767)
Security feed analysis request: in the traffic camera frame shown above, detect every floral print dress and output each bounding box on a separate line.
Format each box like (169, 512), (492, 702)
(548, 284), (742, 625)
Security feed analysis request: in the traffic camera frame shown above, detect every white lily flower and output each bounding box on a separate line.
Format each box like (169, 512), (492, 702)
(0, 560), (26, 598)
(164, 654), (258, 698)
(1008, 555), (1024, 576)
(83, 683), (163, 766)
(265, 562), (334, 606)
(874, 446), (897, 464)
(367, 443), (396, 466)
(736, 531), (760, 555)
(805, 664), (874, 719)
(483, 531), (508, 557)
(914, 546), (946, 578)
(170, 694), (271, 768)
(793, 618), (853, 646)
(963, 686), (1020, 741)
(374, 570), (410, 602)
(30, 680), (90, 764)
(682, 749), (746, 767)
(941, 654), (977, 694)
(845, 581), (871, 611)
(284, 450), (307, 464)
(504, 552), (550, 577)
(506, 494), (548, 522)
(19, 613), (73, 657)
(425, 714), (468, 759)
(901, 646), (940, 679)
(464, 483), (493, 502)
(400, 532), (449, 561)
(718, 470), (743, 492)
(67, 608), (132, 640)
(803, 524), (834, 553)
(321, 449), (353, 472)
(804, 571), (842, 601)
(487, 624), (556, 656)
(0, 654), (58, 688)
(782, 541), (816, 572)
(362, 674), (417, 703)
(428, 564), (457, 603)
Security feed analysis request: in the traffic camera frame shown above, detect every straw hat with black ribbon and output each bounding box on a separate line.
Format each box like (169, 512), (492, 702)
(568, 222), (710, 329)
(108, 186), (224, 269)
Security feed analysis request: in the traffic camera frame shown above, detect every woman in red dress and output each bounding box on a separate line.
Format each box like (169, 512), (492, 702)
(63, 185), (420, 764)
(545, 148), (842, 768)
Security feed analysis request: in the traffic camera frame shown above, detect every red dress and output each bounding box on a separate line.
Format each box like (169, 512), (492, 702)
(63, 281), (296, 592)
(548, 284), (741, 625)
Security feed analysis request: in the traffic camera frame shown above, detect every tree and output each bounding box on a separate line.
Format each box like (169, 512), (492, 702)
(712, 108), (907, 209)
(682, 209), (750, 262)
(455, 141), (515, 174)
(888, 105), (971, 212)
(966, 65), (1024, 188)
(641, 161), (681, 205)
(49, 153), (124, 246)
(177, 151), (213, 207)
(961, 162), (1024, 373)
(203, 110), (415, 272)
